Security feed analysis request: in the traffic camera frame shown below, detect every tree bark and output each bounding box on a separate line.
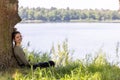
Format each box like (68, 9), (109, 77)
(0, 0), (21, 70)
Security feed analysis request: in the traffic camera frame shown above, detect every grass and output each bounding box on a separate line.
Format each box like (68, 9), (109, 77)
(1, 40), (120, 80)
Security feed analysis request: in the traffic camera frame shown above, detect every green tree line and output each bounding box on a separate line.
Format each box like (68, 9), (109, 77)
(19, 7), (120, 22)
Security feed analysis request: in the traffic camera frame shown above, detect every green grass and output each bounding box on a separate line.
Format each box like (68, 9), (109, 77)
(1, 40), (120, 80)
(3, 60), (120, 80)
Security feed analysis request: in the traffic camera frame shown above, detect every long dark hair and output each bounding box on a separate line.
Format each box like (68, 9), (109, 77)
(12, 28), (21, 45)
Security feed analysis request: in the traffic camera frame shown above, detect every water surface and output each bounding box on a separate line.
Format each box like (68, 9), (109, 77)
(15, 23), (120, 61)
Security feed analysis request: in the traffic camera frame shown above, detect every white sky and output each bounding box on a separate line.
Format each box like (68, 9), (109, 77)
(19, 0), (119, 10)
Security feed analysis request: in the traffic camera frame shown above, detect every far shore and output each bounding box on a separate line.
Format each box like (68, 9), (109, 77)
(20, 20), (120, 23)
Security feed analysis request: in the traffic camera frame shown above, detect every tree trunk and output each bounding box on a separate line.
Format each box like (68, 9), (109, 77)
(0, 0), (21, 70)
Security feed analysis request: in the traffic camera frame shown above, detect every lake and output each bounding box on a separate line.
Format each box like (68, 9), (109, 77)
(15, 23), (120, 61)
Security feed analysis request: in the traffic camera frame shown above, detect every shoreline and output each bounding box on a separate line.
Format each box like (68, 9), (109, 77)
(20, 20), (120, 23)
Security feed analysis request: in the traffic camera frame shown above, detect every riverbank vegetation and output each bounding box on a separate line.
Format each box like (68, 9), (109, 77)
(1, 40), (120, 80)
(19, 7), (120, 23)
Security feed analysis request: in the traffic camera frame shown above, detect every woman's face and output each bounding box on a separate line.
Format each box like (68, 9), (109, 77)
(14, 33), (22, 44)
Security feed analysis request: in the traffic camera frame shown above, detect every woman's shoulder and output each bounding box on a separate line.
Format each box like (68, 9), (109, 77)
(14, 46), (23, 51)
(14, 45), (20, 48)
(14, 46), (24, 55)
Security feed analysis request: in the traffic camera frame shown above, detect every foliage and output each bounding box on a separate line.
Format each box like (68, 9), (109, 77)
(51, 39), (73, 67)
(1, 41), (120, 80)
(23, 48), (51, 64)
(19, 7), (120, 22)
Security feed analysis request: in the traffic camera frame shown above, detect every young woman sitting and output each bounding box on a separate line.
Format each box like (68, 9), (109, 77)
(12, 30), (55, 69)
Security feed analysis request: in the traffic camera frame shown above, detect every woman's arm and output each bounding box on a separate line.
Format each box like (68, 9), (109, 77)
(14, 46), (29, 66)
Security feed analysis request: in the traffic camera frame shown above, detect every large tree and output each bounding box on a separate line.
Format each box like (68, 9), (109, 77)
(0, 0), (21, 70)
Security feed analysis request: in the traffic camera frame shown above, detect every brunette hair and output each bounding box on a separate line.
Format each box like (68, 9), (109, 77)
(12, 28), (21, 46)
(12, 31), (21, 40)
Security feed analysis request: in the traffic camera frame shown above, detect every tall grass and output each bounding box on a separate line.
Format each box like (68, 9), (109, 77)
(51, 39), (73, 67)
(1, 40), (120, 80)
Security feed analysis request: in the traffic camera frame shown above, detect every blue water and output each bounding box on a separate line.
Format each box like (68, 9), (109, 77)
(15, 23), (120, 61)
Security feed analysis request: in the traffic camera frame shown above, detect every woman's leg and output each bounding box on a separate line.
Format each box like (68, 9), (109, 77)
(33, 60), (55, 69)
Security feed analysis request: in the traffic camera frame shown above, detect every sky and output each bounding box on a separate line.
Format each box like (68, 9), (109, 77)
(19, 0), (119, 10)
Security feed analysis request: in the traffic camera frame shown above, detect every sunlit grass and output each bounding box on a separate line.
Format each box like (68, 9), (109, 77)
(1, 40), (120, 80)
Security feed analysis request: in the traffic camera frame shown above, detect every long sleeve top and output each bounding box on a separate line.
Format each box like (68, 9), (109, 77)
(14, 46), (29, 66)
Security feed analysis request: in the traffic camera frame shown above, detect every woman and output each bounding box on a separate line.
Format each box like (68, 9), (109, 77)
(12, 30), (55, 69)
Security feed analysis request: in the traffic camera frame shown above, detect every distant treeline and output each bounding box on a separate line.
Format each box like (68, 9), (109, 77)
(19, 7), (120, 22)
